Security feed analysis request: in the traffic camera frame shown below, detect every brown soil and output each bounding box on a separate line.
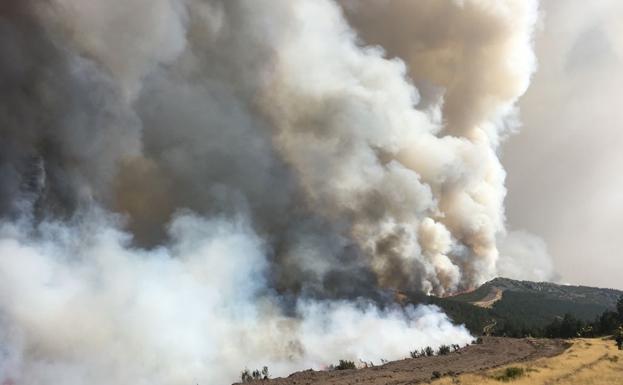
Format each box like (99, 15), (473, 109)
(472, 287), (504, 308)
(239, 337), (568, 385)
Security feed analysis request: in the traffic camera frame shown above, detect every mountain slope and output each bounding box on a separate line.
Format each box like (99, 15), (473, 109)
(410, 278), (623, 335)
(451, 278), (622, 309)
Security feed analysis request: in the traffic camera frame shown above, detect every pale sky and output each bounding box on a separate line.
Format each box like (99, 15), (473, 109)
(503, 0), (623, 289)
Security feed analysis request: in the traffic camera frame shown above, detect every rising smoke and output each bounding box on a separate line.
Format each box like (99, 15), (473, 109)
(0, 0), (545, 383)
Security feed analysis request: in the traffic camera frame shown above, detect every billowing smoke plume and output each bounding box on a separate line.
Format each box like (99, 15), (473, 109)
(0, 0), (544, 383)
(339, 0), (543, 288)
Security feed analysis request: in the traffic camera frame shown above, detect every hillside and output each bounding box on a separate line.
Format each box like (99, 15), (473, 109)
(434, 338), (622, 385)
(238, 338), (622, 385)
(409, 278), (623, 336)
(451, 278), (622, 310)
(238, 337), (568, 385)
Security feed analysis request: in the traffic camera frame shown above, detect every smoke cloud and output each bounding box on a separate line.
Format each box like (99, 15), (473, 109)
(0, 0), (546, 383)
(497, 230), (555, 282)
(0, 212), (472, 384)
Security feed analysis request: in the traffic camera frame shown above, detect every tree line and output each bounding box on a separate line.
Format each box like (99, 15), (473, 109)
(493, 295), (623, 348)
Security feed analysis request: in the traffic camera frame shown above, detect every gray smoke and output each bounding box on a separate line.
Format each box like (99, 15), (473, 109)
(503, 0), (623, 288)
(0, 0), (547, 383)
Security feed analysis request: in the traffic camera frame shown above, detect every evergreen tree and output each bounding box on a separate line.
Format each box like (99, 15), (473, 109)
(615, 326), (623, 350)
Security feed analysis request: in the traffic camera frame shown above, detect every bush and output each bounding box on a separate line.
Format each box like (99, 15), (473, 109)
(597, 311), (620, 335)
(608, 355), (619, 363)
(261, 366), (269, 380)
(424, 346), (435, 357)
(615, 326), (623, 350)
(437, 345), (451, 355)
(240, 366), (270, 382)
(241, 369), (251, 383)
(494, 367), (524, 382)
(431, 371), (442, 379)
(335, 359), (356, 370)
(409, 350), (420, 359)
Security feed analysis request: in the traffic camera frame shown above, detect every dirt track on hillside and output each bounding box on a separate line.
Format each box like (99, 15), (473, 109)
(238, 337), (568, 385)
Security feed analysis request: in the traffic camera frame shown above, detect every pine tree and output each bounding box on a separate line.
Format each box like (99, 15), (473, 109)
(615, 326), (623, 350)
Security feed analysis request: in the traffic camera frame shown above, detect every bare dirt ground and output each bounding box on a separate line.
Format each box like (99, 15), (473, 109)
(472, 287), (504, 308)
(242, 337), (568, 385)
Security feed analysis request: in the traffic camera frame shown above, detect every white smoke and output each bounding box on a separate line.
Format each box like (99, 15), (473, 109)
(0, 212), (471, 384)
(338, 0), (544, 292)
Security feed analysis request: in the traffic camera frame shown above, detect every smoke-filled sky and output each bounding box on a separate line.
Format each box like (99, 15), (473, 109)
(0, 0), (619, 384)
(503, 0), (623, 290)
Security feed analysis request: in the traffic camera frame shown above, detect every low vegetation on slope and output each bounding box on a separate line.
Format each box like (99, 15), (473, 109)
(433, 338), (623, 385)
(240, 337), (567, 385)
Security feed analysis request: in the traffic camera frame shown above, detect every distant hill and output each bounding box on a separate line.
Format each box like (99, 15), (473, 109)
(404, 278), (623, 336)
(451, 277), (622, 309)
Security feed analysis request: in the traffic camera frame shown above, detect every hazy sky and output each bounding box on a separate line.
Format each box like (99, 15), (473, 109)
(503, 0), (623, 289)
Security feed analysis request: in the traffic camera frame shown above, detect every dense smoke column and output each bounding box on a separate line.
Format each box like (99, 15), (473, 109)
(0, 2), (141, 220)
(339, 0), (541, 290)
(0, 0), (539, 296)
(0, 0), (544, 383)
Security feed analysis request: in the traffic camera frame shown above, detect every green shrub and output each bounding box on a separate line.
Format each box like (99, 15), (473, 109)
(335, 359), (356, 370)
(494, 367), (525, 382)
(437, 345), (451, 355)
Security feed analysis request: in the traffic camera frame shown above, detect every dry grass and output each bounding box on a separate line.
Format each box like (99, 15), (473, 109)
(433, 338), (623, 385)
